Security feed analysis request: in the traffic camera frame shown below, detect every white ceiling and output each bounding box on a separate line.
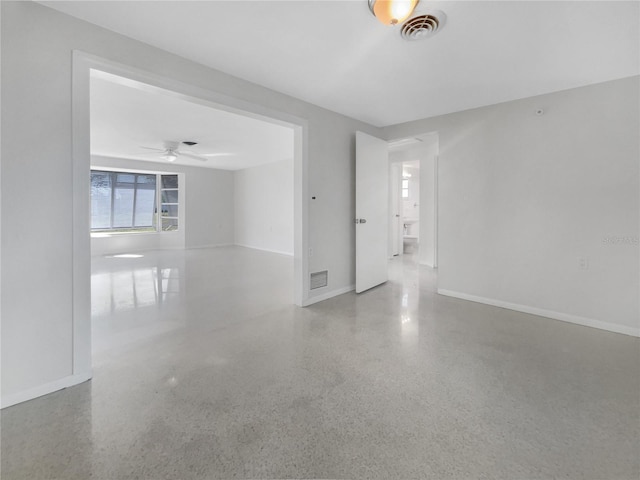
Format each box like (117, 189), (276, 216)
(90, 72), (294, 170)
(43, 1), (639, 127)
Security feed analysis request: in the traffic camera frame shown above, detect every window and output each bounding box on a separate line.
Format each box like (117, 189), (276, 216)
(402, 179), (409, 198)
(91, 170), (179, 233)
(160, 174), (179, 232)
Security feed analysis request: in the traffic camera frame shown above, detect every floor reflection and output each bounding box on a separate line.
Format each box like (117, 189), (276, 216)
(91, 255), (185, 356)
(400, 288), (419, 346)
(92, 266), (181, 316)
(390, 250), (424, 349)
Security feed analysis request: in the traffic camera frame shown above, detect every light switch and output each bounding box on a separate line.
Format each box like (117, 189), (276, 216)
(578, 257), (589, 270)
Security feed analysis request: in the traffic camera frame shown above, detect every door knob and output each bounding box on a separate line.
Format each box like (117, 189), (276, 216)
(354, 218), (367, 224)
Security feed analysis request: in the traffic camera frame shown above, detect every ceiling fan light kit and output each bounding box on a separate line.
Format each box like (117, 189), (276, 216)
(138, 140), (218, 162)
(368, 0), (419, 25)
(368, 0), (447, 42)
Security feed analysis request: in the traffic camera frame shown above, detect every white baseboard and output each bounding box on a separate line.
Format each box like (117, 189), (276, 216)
(91, 245), (186, 257)
(186, 243), (235, 250)
(234, 243), (294, 257)
(303, 285), (355, 306)
(1, 371), (92, 409)
(437, 289), (640, 338)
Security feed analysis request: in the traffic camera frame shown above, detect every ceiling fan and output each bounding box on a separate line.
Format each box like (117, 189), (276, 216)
(138, 141), (233, 162)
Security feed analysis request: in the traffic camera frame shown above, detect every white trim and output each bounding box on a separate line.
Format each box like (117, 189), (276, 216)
(91, 163), (178, 176)
(0, 1), (3, 407)
(72, 51), (92, 379)
(1, 372), (92, 409)
(433, 154), (439, 269)
(186, 243), (236, 250)
(437, 289), (640, 337)
(91, 244), (242, 257)
(234, 244), (294, 257)
(91, 230), (181, 238)
(293, 125), (308, 307)
(303, 285), (355, 306)
(91, 244), (231, 258)
(91, 245), (186, 257)
(418, 260), (436, 268)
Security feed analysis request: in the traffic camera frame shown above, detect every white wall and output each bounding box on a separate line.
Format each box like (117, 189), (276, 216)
(385, 76), (640, 336)
(234, 158), (293, 256)
(0, 1), (382, 407)
(90, 156), (234, 256)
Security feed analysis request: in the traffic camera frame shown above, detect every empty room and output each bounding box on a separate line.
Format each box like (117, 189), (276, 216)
(1, 1), (638, 479)
(88, 71), (296, 360)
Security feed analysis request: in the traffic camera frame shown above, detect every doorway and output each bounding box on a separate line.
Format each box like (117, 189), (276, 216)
(401, 160), (420, 256)
(388, 133), (439, 268)
(72, 52), (308, 381)
(355, 131), (438, 294)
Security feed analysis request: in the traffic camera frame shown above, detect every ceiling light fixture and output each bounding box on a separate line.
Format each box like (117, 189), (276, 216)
(368, 0), (419, 25)
(388, 137), (423, 149)
(163, 152), (178, 162)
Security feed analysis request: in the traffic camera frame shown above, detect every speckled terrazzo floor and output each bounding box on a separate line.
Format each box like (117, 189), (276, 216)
(1, 246), (638, 479)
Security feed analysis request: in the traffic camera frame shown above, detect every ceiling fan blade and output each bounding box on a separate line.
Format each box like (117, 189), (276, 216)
(181, 150), (235, 158)
(139, 146), (165, 152)
(179, 152), (209, 162)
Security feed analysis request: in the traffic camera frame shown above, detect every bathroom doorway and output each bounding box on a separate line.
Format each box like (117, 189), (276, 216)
(388, 133), (439, 268)
(401, 160), (420, 256)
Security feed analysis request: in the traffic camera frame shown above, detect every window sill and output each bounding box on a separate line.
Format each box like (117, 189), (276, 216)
(91, 230), (179, 238)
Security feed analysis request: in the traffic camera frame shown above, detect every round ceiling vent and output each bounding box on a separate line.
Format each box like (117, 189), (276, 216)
(400, 10), (446, 41)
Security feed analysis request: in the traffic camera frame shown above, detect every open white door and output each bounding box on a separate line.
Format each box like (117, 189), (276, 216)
(356, 131), (389, 293)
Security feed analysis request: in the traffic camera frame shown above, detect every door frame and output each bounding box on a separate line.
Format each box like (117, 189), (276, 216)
(433, 154), (439, 268)
(389, 162), (403, 257)
(72, 51), (309, 379)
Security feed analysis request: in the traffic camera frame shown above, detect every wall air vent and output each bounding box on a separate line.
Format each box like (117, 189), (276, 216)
(400, 10), (446, 41)
(310, 270), (328, 290)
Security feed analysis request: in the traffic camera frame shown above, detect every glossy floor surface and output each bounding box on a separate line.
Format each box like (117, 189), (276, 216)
(2, 246), (639, 479)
